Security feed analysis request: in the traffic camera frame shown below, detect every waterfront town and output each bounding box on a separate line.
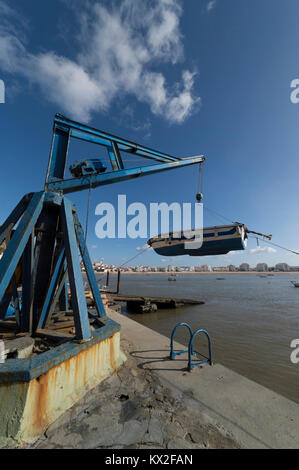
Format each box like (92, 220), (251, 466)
(88, 261), (299, 273)
(1, 0), (299, 453)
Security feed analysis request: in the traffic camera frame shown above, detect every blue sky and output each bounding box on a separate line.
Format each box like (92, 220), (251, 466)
(0, 0), (299, 267)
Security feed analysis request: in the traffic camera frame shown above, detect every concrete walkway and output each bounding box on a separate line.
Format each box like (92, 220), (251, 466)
(32, 335), (238, 449)
(108, 309), (299, 449)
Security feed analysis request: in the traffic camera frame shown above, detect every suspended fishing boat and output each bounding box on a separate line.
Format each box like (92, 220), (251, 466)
(148, 223), (248, 257)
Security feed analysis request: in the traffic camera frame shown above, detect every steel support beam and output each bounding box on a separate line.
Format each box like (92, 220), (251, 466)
(47, 155), (205, 194)
(54, 114), (179, 163)
(59, 261), (69, 311)
(107, 142), (124, 171)
(50, 268), (68, 319)
(0, 193), (33, 246)
(37, 248), (65, 330)
(0, 191), (44, 301)
(61, 198), (91, 341)
(45, 126), (70, 184)
(73, 212), (106, 318)
(0, 292), (12, 320)
(31, 202), (60, 332)
(21, 232), (34, 332)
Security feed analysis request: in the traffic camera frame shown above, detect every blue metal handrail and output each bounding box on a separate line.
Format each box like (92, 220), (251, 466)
(170, 322), (193, 360)
(188, 329), (212, 371)
(170, 323), (213, 371)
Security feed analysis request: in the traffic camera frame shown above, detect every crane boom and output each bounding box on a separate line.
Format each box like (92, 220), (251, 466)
(45, 114), (205, 194)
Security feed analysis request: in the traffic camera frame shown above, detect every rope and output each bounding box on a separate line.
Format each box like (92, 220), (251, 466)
(95, 244), (152, 283)
(85, 176), (93, 244)
(204, 206), (234, 225)
(248, 235), (299, 255)
(81, 176), (93, 260)
(118, 244), (152, 268)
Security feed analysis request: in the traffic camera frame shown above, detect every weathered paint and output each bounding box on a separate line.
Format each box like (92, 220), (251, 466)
(0, 331), (126, 446)
(0, 317), (120, 383)
(0, 381), (29, 448)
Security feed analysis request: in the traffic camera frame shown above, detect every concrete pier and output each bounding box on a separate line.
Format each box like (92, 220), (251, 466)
(105, 293), (204, 314)
(2, 308), (298, 449)
(107, 310), (299, 449)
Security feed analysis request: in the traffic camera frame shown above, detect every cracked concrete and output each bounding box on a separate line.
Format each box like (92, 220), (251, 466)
(28, 337), (238, 450)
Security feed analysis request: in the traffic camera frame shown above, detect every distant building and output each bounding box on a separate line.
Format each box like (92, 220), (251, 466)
(275, 263), (289, 272)
(167, 265), (176, 272)
(213, 266), (229, 272)
(289, 266), (299, 272)
(256, 263), (268, 272)
(239, 263), (250, 271)
(228, 264), (237, 272)
(201, 264), (212, 272)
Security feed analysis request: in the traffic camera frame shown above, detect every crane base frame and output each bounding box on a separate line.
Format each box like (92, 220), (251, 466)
(0, 191), (107, 341)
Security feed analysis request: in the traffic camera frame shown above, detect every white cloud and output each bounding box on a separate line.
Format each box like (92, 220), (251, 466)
(0, 0), (28, 35)
(221, 250), (237, 257)
(248, 246), (277, 255)
(206, 1), (216, 12)
(136, 244), (152, 251)
(0, 0), (200, 123)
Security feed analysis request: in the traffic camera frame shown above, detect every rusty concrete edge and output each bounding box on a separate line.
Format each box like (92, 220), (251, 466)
(0, 317), (120, 384)
(0, 330), (126, 446)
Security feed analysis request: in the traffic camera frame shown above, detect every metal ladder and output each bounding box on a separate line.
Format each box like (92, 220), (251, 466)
(170, 322), (212, 371)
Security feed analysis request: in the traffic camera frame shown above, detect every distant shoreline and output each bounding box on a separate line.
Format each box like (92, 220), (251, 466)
(92, 271), (296, 275)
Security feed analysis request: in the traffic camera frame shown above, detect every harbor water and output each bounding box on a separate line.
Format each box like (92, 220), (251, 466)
(97, 272), (299, 404)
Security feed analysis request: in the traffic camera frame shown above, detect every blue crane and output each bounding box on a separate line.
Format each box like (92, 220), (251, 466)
(0, 114), (205, 341)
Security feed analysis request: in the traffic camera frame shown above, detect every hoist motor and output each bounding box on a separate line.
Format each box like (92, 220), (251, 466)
(69, 158), (107, 178)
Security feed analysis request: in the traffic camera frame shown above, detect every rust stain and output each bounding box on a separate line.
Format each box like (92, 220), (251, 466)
(19, 332), (121, 440)
(30, 373), (51, 432)
(109, 335), (116, 372)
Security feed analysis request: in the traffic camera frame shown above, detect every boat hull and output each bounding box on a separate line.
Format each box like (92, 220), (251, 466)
(148, 224), (247, 257)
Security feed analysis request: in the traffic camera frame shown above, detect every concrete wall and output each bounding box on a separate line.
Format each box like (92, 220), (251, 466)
(0, 331), (126, 446)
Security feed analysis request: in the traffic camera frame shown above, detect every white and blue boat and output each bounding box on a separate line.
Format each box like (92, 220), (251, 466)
(148, 223), (248, 257)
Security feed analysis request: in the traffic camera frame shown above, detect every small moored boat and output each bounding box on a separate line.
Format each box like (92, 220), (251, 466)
(291, 281), (299, 287)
